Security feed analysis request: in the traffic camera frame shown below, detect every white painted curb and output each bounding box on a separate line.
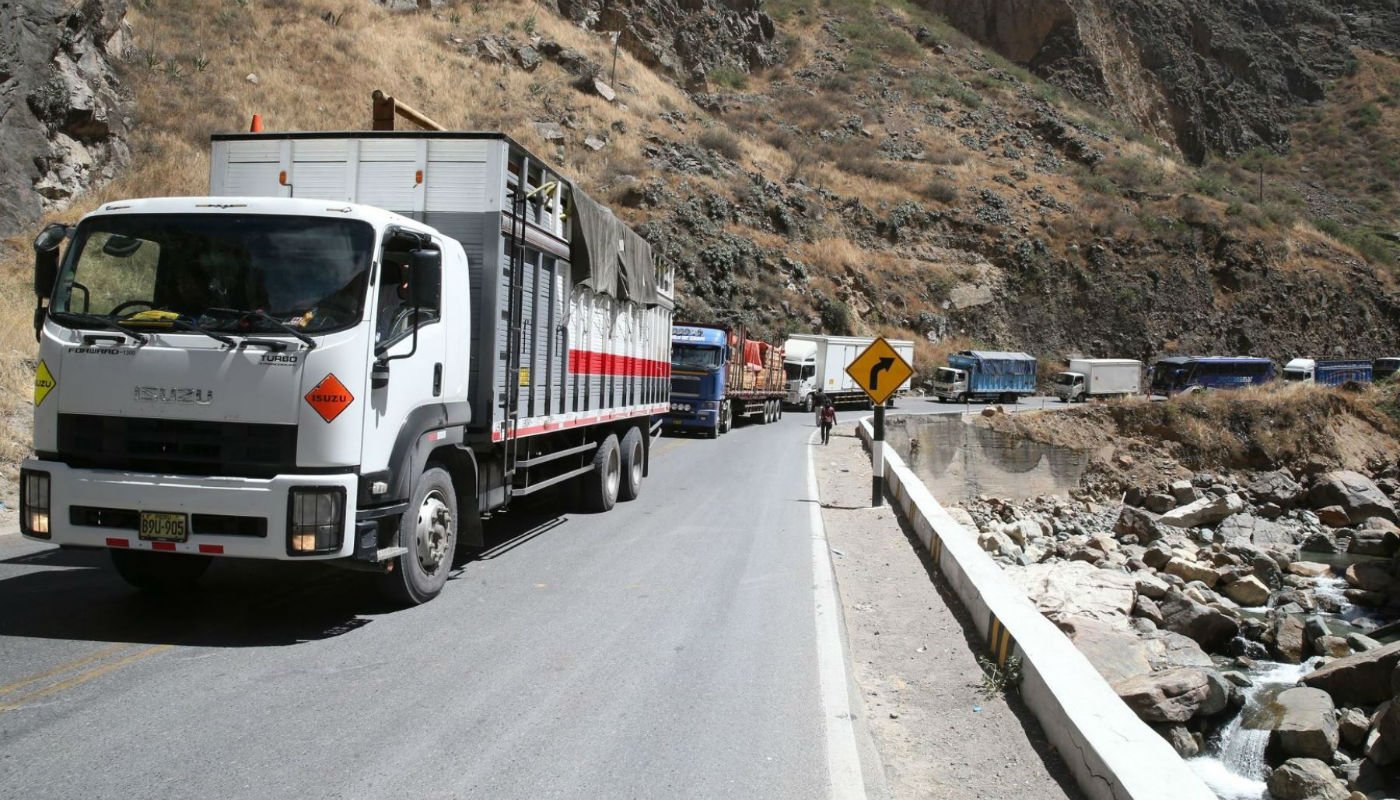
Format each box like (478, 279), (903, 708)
(858, 418), (1215, 800)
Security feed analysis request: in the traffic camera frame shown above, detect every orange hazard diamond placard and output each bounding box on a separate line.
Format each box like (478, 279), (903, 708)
(305, 373), (354, 423)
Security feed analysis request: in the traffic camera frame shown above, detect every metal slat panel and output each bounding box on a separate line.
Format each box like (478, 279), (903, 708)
(427, 139), (490, 162)
(426, 162), (489, 213)
(356, 162), (416, 212)
(293, 139), (350, 162)
(289, 162), (348, 201)
(225, 140), (281, 163)
(359, 139), (419, 161)
(223, 162), (280, 196)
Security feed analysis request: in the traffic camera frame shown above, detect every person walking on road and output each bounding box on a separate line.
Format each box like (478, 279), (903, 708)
(812, 388), (828, 425)
(819, 401), (837, 445)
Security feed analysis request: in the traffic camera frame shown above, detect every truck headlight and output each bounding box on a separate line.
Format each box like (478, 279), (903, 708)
(20, 469), (50, 539)
(287, 487), (345, 555)
(701, 401), (721, 410)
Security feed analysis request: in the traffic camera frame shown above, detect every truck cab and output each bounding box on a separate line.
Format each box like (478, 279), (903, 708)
(782, 340), (818, 410)
(667, 325), (730, 437)
(1051, 371), (1086, 402)
(1377, 358), (1400, 382)
(1283, 358), (1316, 382)
(932, 367), (968, 402)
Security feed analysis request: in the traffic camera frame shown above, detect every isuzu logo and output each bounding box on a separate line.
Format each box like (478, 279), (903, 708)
(133, 386), (215, 405)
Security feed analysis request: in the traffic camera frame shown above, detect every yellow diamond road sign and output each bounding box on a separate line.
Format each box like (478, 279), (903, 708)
(846, 337), (913, 406)
(34, 360), (56, 407)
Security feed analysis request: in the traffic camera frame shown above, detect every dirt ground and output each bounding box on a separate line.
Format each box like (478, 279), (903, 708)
(814, 420), (1084, 800)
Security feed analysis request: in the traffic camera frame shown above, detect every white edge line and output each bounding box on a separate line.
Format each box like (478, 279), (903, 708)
(807, 428), (867, 800)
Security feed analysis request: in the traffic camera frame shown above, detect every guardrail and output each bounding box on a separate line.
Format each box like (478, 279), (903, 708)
(856, 417), (1215, 800)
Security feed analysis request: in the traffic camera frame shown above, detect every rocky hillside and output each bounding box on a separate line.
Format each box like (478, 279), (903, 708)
(0, 0), (130, 238)
(0, 0), (1398, 382)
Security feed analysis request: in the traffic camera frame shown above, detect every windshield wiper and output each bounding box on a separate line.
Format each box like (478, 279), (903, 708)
(124, 316), (237, 348)
(51, 311), (148, 345)
(206, 308), (317, 350)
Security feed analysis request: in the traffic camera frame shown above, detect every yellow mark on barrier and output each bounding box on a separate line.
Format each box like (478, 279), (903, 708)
(0, 644), (173, 713)
(928, 532), (944, 568)
(987, 615), (1017, 669)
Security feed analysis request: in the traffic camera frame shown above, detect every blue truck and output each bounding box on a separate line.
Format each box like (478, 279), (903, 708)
(931, 350), (1037, 403)
(666, 324), (786, 438)
(1149, 356), (1275, 396)
(1282, 358), (1373, 386)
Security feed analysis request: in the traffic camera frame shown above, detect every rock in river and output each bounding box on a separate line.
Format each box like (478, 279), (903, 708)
(1113, 667), (1214, 723)
(1158, 589), (1239, 652)
(1007, 561), (1136, 627)
(1159, 493), (1246, 529)
(1302, 640), (1400, 706)
(1266, 757), (1351, 800)
(1270, 686), (1339, 761)
(1308, 470), (1398, 525)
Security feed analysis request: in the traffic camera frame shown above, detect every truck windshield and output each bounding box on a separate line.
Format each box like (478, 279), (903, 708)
(51, 213), (376, 335)
(934, 368), (962, 383)
(1052, 373), (1076, 385)
(784, 363), (814, 381)
(1283, 370), (1310, 382)
(672, 344), (723, 370)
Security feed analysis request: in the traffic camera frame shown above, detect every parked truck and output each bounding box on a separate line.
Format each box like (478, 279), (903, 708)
(932, 350), (1037, 403)
(783, 334), (915, 411)
(1376, 357), (1400, 382)
(1282, 358), (1373, 385)
(1051, 358), (1142, 402)
(666, 324), (785, 437)
(20, 128), (673, 605)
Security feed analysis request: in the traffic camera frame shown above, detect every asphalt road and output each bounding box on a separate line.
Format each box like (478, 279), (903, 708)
(0, 414), (841, 799)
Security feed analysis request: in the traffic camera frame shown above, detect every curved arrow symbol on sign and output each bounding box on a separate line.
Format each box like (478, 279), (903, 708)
(868, 357), (894, 391)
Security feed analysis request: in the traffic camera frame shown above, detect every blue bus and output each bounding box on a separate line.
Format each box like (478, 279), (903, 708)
(1149, 356), (1275, 396)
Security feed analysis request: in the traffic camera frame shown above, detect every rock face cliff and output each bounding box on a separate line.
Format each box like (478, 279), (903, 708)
(553, 0), (779, 85)
(923, 0), (1400, 162)
(0, 0), (130, 237)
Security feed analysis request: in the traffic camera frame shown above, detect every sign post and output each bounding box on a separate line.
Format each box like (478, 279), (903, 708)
(845, 338), (914, 508)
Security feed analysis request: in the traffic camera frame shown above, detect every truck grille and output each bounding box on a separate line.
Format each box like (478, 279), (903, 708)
(55, 414), (298, 478)
(671, 375), (701, 397)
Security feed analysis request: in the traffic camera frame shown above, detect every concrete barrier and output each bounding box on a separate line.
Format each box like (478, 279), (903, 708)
(857, 418), (1215, 800)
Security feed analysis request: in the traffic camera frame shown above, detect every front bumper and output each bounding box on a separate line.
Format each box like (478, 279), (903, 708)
(21, 459), (359, 560)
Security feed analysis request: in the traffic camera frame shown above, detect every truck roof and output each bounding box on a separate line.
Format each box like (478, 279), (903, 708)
(1155, 356), (1273, 365)
(83, 196), (416, 230)
(960, 350), (1036, 361)
(1067, 358), (1141, 366)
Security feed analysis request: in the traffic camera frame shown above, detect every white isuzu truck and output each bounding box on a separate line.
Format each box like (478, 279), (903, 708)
(21, 130), (673, 604)
(783, 334), (915, 410)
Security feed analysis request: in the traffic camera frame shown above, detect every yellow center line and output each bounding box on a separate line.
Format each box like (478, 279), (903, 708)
(0, 642), (134, 697)
(0, 645), (173, 713)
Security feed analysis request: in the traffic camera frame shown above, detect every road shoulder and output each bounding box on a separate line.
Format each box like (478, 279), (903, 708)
(815, 420), (1083, 800)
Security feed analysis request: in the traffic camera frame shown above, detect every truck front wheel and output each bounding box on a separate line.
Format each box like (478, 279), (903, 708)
(804, 395), (814, 414)
(582, 434), (621, 512)
(718, 402), (732, 434)
(381, 467), (458, 606)
(110, 550), (211, 593)
(619, 427), (644, 502)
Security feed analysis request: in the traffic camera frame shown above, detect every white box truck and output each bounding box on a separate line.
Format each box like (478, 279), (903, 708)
(21, 130), (673, 604)
(1051, 358), (1142, 402)
(783, 334), (914, 411)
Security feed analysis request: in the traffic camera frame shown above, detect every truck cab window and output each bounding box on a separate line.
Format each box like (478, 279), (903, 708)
(375, 238), (440, 346)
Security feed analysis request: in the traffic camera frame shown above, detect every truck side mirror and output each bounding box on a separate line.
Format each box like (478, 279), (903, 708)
(33, 223), (68, 298)
(409, 249), (441, 310)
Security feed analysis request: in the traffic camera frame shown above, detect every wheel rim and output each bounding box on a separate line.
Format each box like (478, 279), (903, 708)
(606, 446), (621, 498)
(415, 489), (453, 574)
(628, 441), (643, 488)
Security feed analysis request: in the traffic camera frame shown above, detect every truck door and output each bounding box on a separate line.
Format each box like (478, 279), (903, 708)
(362, 229), (452, 502)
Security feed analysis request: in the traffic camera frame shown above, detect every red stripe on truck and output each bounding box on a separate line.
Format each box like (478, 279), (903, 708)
(567, 350), (671, 378)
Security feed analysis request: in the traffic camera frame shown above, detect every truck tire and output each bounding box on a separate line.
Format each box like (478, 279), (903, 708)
(110, 550), (211, 593)
(718, 401), (732, 435)
(804, 395), (814, 414)
(619, 427), (644, 502)
(582, 434), (621, 512)
(380, 467), (458, 606)
(759, 400), (770, 424)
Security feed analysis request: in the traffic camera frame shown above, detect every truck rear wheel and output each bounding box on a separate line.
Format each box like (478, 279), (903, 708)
(110, 550), (211, 593)
(619, 427), (644, 502)
(582, 434), (621, 512)
(380, 467), (458, 606)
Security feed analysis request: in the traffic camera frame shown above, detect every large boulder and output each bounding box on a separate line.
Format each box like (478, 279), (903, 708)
(1270, 687), (1339, 761)
(1272, 615), (1307, 663)
(1006, 561), (1136, 628)
(1113, 506), (1164, 544)
(1142, 630), (1214, 670)
(1345, 562), (1394, 593)
(1158, 590), (1239, 652)
(1348, 529), (1400, 557)
(1302, 640), (1400, 706)
(1248, 470), (1304, 508)
(1308, 470), (1398, 525)
(1060, 616), (1153, 684)
(1366, 700), (1400, 765)
(1113, 668), (1213, 723)
(1159, 493), (1246, 529)
(1216, 514), (1298, 548)
(1266, 758), (1351, 800)
(1000, 519), (1042, 547)
(1163, 557), (1221, 588)
(1222, 574), (1271, 606)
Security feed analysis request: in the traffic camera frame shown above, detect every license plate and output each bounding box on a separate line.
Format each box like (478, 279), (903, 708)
(139, 511), (188, 542)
